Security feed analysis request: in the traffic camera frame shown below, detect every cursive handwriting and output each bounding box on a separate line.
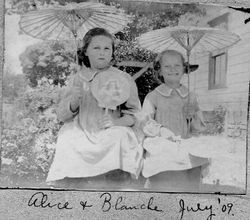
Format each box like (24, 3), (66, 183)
(28, 192), (73, 210)
(27, 191), (234, 219)
(80, 200), (93, 210)
(100, 192), (163, 213)
(179, 199), (215, 220)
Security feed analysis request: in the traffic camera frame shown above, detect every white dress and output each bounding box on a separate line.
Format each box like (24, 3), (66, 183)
(140, 84), (209, 178)
(46, 67), (143, 182)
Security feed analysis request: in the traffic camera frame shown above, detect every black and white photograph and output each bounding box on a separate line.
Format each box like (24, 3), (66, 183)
(1, 0), (249, 193)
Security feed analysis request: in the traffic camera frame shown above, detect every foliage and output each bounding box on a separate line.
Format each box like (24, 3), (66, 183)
(1, 82), (62, 187)
(6, 0), (95, 14)
(178, 12), (208, 27)
(2, 70), (28, 103)
(101, 1), (203, 16)
(212, 105), (227, 134)
(19, 41), (75, 87)
(7, 0), (204, 16)
(17, 79), (61, 115)
(202, 105), (227, 135)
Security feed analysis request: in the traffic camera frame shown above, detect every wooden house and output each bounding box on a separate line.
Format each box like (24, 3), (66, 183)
(185, 8), (250, 137)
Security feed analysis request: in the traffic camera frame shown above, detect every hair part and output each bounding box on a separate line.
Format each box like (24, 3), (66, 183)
(77, 27), (115, 67)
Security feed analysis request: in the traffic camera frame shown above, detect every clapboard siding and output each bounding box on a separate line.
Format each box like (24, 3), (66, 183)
(229, 40), (250, 56)
(227, 71), (249, 79)
(194, 82), (249, 91)
(228, 63), (250, 75)
(228, 49), (250, 60)
(227, 53), (250, 66)
(198, 93), (248, 105)
(187, 9), (250, 117)
(198, 88), (248, 97)
(198, 91), (248, 105)
(227, 73), (250, 85)
(185, 72), (249, 91)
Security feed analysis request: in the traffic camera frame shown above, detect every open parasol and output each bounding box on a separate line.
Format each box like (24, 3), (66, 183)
(137, 25), (240, 134)
(137, 26), (240, 86)
(137, 25), (240, 76)
(19, 2), (132, 63)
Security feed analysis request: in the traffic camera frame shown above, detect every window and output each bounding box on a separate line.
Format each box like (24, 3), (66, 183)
(209, 52), (227, 89)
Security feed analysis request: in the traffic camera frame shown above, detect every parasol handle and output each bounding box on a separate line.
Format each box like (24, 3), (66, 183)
(73, 33), (79, 65)
(186, 49), (191, 104)
(186, 49), (192, 137)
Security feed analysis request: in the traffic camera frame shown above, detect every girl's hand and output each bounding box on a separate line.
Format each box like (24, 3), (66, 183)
(99, 114), (114, 129)
(70, 86), (83, 112)
(143, 119), (161, 137)
(168, 135), (181, 143)
(160, 127), (181, 143)
(160, 127), (175, 139)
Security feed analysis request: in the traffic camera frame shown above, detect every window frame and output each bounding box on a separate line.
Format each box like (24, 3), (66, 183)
(208, 51), (228, 90)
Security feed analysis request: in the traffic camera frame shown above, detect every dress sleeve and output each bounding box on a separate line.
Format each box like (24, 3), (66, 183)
(142, 91), (157, 119)
(56, 74), (81, 122)
(120, 76), (141, 116)
(140, 91), (163, 137)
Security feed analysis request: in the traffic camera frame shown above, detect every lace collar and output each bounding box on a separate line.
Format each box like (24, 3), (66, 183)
(155, 84), (189, 98)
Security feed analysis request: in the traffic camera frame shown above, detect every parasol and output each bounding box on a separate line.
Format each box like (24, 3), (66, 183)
(19, 2), (132, 63)
(137, 25), (240, 134)
(137, 26), (240, 87)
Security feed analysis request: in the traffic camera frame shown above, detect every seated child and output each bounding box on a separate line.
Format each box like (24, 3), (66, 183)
(46, 28), (143, 189)
(140, 49), (209, 192)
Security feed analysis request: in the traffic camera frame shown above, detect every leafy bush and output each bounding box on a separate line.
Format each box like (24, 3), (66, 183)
(19, 41), (75, 88)
(3, 71), (28, 103)
(1, 82), (61, 187)
(202, 105), (227, 135)
(213, 105), (227, 133)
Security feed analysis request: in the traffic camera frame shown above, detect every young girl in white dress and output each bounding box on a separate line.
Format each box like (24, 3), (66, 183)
(141, 49), (209, 191)
(46, 28), (143, 189)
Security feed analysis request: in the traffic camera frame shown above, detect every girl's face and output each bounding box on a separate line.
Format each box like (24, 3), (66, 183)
(85, 35), (113, 70)
(160, 53), (184, 84)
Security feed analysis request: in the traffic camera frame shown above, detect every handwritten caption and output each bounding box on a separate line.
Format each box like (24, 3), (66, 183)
(27, 192), (235, 219)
